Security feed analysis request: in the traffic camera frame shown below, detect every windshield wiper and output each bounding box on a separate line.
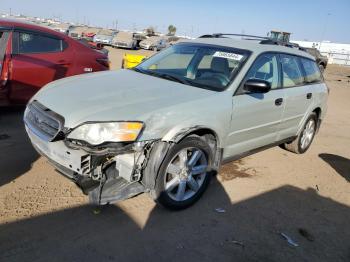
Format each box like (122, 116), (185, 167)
(131, 67), (145, 74)
(155, 73), (188, 85)
(137, 69), (188, 85)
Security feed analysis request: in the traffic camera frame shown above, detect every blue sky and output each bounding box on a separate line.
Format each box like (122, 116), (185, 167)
(1, 0), (349, 43)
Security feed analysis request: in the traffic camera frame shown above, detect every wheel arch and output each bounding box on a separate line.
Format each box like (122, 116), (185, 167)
(165, 126), (222, 170)
(312, 107), (322, 132)
(313, 107), (321, 120)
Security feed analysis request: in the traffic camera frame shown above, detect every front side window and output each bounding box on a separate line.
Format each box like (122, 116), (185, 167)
(245, 53), (280, 89)
(280, 54), (304, 88)
(18, 32), (64, 54)
(300, 58), (322, 84)
(135, 43), (250, 91)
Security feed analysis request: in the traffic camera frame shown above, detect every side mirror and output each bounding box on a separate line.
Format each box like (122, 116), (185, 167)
(243, 79), (271, 93)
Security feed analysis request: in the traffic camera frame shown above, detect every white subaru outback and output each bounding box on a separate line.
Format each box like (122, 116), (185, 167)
(24, 34), (328, 209)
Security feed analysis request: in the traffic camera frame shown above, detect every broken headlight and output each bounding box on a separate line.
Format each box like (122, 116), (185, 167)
(67, 122), (143, 145)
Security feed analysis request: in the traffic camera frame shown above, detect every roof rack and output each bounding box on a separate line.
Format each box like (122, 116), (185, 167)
(199, 33), (269, 41)
(199, 33), (308, 53)
(260, 39), (308, 52)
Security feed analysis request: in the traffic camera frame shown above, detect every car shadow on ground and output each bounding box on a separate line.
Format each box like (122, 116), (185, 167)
(0, 107), (39, 186)
(0, 177), (349, 262)
(319, 153), (350, 182)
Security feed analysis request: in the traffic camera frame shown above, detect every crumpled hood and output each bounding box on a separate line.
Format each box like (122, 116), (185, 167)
(33, 70), (215, 129)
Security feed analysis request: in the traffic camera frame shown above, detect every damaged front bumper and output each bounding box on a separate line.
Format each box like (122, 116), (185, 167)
(25, 125), (153, 205)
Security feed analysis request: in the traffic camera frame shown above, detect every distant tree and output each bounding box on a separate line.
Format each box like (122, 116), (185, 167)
(145, 26), (156, 36)
(167, 25), (177, 36)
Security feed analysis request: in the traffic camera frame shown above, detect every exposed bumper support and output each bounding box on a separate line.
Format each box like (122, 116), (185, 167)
(26, 125), (153, 205)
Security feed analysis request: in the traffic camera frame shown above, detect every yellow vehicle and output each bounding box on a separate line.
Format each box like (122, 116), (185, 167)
(121, 53), (147, 69)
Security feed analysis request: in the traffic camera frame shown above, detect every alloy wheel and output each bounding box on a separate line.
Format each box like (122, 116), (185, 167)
(164, 147), (208, 202)
(300, 119), (316, 149)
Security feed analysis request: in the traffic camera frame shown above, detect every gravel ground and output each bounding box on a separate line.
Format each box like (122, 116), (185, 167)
(0, 49), (349, 262)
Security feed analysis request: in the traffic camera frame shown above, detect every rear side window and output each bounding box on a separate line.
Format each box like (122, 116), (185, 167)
(18, 32), (66, 54)
(280, 54), (304, 88)
(300, 58), (322, 84)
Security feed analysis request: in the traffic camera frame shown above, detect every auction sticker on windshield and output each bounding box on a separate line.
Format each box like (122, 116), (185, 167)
(213, 51), (243, 61)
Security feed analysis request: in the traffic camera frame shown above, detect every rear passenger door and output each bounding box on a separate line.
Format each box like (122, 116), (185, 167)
(225, 53), (285, 158)
(278, 54), (312, 140)
(9, 31), (73, 104)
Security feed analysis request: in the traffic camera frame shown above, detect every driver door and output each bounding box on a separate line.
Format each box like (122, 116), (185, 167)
(224, 53), (286, 158)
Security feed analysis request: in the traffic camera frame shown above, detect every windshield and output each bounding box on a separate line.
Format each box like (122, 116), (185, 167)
(134, 43), (250, 91)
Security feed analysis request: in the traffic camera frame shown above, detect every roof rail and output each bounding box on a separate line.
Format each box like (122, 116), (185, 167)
(198, 33), (308, 53)
(199, 33), (269, 40)
(260, 39), (308, 52)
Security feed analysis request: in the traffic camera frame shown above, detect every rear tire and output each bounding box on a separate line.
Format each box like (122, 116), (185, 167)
(319, 64), (325, 73)
(153, 136), (213, 210)
(282, 113), (317, 154)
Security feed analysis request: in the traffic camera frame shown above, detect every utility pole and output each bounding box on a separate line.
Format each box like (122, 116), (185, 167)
(115, 19), (118, 30)
(319, 13), (331, 50)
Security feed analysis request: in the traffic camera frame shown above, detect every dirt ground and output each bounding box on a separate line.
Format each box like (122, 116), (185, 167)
(0, 48), (349, 262)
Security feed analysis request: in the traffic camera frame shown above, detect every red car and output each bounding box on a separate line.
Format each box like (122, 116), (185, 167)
(0, 19), (110, 106)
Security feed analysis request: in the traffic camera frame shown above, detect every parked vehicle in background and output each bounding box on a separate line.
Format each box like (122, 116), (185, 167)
(78, 38), (109, 56)
(133, 33), (147, 48)
(165, 35), (181, 47)
(111, 31), (137, 49)
(93, 29), (115, 46)
(305, 48), (328, 72)
(50, 23), (72, 35)
(82, 27), (102, 42)
(121, 53), (147, 68)
(139, 36), (167, 51)
(0, 19), (109, 106)
(24, 33), (328, 210)
(68, 25), (89, 39)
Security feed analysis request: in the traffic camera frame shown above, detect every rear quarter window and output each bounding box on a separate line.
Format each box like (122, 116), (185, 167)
(300, 58), (322, 84)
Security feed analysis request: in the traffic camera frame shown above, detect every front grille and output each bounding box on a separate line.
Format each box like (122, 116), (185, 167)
(80, 155), (91, 175)
(24, 101), (64, 141)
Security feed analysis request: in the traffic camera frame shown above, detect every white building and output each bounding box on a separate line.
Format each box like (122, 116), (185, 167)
(292, 40), (350, 66)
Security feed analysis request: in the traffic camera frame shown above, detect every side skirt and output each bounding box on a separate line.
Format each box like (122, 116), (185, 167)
(221, 136), (297, 165)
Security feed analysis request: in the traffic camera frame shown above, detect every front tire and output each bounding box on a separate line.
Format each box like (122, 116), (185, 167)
(282, 113), (317, 154)
(153, 136), (212, 210)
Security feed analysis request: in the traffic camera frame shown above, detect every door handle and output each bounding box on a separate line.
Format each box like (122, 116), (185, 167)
(306, 93), (312, 99)
(275, 98), (283, 106)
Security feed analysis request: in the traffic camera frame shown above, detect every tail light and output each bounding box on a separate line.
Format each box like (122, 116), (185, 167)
(96, 58), (110, 69)
(0, 55), (11, 88)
